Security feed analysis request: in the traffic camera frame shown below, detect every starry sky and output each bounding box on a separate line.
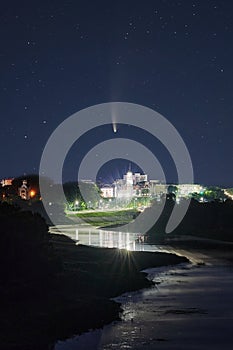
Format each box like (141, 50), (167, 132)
(1, 0), (232, 186)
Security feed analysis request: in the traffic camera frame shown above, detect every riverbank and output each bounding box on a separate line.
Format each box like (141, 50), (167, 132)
(81, 263), (233, 350)
(55, 240), (233, 350)
(0, 234), (187, 350)
(165, 235), (233, 264)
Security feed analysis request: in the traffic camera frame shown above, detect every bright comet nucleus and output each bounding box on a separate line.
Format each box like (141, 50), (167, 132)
(113, 123), (117, 133)
(111, 106), (117, 132)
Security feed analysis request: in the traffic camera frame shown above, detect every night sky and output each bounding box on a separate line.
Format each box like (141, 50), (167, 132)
(1, 0), (232, 186)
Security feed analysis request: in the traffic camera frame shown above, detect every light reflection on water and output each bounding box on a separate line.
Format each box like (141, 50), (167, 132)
(74, 229), (137, 250)
(53, 262), (187, 350)
(50, 225), (154, 251)
(51, 225), (177, 350)
(54, 263), (233, 350)
(52, 226), (233, 350)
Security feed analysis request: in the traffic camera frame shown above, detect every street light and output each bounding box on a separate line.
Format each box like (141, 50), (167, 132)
(30, 189), (36, 198)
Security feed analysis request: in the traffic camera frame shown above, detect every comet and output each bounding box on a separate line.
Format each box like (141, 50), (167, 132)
(113, 122), (117, 133)
(111, 110), (117, 133)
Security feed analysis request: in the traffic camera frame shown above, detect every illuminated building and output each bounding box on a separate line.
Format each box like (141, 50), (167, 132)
(100, 170), (205, 201)
(101, 186), (115, 198)
(123, 172), (148, 185)
(101, 171), (148, 199)
(177, 184), (204, 198)
(149, 181), (168, 197)
(1, 178), (14, 187)
(19, 180), (29, 200)
(18, 180), (37, 200)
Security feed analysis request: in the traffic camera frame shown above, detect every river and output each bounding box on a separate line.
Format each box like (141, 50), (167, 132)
(51, 226), (233, 350)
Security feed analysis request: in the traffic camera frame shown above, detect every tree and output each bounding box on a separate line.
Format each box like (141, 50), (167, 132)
(63, 181), (101, 209)
(0, 202), (61, 283)
(167, 185), (178, 195)
(203, 186), (226, 202)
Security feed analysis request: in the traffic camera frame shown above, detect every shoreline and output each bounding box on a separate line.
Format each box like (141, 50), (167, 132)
(0, 234), (187, 350)
(3, 230), (233, 350)
(92, 263), (233, 350)
(165, 235), (233, 264)
(58, 242), (233, 350)
(49, 234), (233, 349)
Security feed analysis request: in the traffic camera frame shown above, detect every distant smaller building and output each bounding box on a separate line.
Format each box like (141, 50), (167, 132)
(100, 186), (115, 198)
(1, 178), (14, 187)
(19, 180), (29, 200)
(149, 181), (168, 197)
(18, 180), (37, 200)
(177, 184), (204, 198)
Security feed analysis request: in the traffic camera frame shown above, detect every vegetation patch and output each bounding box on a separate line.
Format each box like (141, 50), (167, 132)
(73, 209), (139, 227)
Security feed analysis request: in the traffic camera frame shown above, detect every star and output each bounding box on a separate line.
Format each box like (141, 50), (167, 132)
(0, 0), (232, 187)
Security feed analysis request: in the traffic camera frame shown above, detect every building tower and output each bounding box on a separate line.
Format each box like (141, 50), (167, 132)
(19, 180), (29, 200)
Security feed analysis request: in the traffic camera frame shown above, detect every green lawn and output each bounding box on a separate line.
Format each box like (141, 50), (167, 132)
(70, 209), (139, 228)
(76, 209), (138, 218)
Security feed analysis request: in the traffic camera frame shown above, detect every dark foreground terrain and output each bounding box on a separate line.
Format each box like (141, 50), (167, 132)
(0, 229), (187, 350)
